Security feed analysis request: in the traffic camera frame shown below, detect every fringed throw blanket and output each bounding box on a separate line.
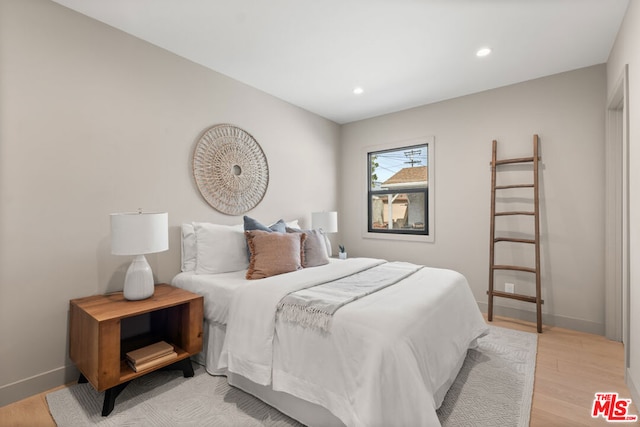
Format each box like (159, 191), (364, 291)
(277, 262), (423, 332)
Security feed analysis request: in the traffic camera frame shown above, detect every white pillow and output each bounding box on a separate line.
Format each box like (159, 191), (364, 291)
(193, 222), (248, 274)
(181, 223), (197, 272)
(285, 219), (300, 229)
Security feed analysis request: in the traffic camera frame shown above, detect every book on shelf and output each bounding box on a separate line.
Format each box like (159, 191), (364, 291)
(126, 341), (175, 365)
(126, 350), (178, 372)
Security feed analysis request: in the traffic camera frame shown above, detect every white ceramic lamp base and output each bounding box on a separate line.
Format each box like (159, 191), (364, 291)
(123, 255), (155, 300)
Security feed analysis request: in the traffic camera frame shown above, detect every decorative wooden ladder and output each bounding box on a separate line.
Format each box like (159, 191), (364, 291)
(487, 135), (543, 333)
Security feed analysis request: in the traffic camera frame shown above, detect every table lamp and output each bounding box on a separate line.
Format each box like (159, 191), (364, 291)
(312, 211), (338, 233)
(110, 211), (168, 300)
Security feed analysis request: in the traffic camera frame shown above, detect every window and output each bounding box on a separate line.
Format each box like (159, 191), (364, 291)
(365, 137), (434, 241)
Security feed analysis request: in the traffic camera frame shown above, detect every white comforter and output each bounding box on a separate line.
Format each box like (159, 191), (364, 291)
(218, 258), (488, 427)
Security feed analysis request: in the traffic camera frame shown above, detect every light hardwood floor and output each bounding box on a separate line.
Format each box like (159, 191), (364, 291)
(0, 315), (635, 426)
(491, 316), (637, 426)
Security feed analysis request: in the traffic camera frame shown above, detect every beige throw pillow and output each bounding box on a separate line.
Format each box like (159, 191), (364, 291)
(245, 230), (306, 279)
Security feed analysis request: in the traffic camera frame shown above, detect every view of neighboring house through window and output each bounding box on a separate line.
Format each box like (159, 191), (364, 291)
(368, 143), (428, 235)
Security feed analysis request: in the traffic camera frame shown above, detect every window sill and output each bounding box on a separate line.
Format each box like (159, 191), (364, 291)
(362, 231), (434, 243)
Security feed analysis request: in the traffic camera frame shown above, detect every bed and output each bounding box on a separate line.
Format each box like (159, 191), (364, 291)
(171, 220), (488, 427)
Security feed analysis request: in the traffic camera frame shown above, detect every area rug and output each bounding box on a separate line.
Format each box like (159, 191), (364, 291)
(437, 325), (537, 427)
(47, 325), (537, 426)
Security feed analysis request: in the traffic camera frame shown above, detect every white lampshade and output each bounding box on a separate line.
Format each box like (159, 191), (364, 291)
(111, 212), (169, 255)
(312, 211), (338, 233)
(110, 211), (168, 300)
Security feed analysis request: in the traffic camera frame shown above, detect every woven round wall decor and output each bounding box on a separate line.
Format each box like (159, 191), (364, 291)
(193, 124), (269, 215)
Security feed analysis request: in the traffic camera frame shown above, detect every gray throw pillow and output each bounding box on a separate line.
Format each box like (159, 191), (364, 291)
(244, 215), (286, 233)
(286, 227), (330, 267)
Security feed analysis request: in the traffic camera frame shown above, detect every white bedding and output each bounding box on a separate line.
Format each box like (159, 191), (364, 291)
(209, 257), (488, 427)
(172, 269), (248, 324)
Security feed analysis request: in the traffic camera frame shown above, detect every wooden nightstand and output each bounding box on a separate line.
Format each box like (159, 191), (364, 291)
(69, 284), (203, 416)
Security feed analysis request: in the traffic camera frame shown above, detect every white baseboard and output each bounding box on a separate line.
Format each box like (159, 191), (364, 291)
(0, 364), (79, 407)
(626, 368), (640, 405)
(477, 301), (605, 336)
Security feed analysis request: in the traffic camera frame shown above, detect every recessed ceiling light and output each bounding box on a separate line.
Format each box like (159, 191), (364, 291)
(353, 86), (364, 95)
(476, 47), (492, 57)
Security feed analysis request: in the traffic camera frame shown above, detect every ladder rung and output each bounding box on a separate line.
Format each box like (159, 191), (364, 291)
(495, 211), (535, 216)
(495, 156), (535, 165)
(492, 264), (537, 274)
(494, 237), (536, 244)
(487, 290), (544, 304)
(495, 184), (534, 190)
(496, 156), (533, 166)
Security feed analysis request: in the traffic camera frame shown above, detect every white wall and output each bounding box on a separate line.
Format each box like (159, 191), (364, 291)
(607, 0), (640, 404)
(0, 0), (340, 405)
(340, 65), (607, 334)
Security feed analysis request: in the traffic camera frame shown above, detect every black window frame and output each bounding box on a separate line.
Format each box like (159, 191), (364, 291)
(367, 144), (429, 236)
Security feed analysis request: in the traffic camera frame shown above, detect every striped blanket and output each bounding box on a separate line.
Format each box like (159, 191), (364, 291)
(277, 261), (423, 332)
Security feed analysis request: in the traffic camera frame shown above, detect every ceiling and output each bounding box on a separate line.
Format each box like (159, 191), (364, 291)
(50, 0), (628, 124)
